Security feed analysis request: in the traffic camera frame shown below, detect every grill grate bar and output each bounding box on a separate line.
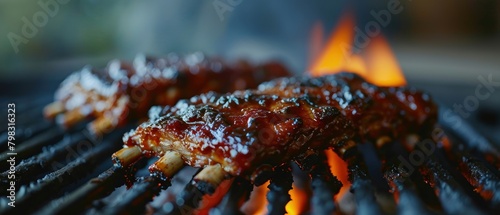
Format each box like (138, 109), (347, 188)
(0, 126), (65, 171)
(1, 97), (52, 130)
(301, 152), (342, 215)
(37, 166), (124, 215)
(345, 146), (385, 215)
(457, 151), (500, 208)
(159, 169), (205, 215)
(376, 139), (441, 214)
(1, 132), (88, 188)
(211, 177), (252, 215)
(1, 102), (53, 153)
(0, 121), (53, 154)
(420, 154), (486, 215)
(384, 137), (446, 211)
(438, 107), (500, 166)
(266, 165), (293, 215)
(99, 176), (167, 215)
(384, 166), (437, 215)
(0, 131), (122, 215)
(436, 132), (500, 209)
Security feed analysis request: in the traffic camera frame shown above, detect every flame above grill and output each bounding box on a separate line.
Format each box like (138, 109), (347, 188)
(308, 13), (406, 87)
(250, 13), (412, 214)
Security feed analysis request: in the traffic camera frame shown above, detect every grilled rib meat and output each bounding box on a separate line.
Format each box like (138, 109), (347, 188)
(123, 72), (437, 176)
(44, 53), (289, 133)
(124, 91), (353, 175)
(258, 74), (437, 143)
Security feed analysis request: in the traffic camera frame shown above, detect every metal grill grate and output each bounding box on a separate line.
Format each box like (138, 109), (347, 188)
(1, 93), (499, 215)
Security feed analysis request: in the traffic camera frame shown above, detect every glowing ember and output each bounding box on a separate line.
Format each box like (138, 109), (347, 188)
(308, 14), (406, 87)
(325, 149), (350, 200)
(285, 183), (308, 215)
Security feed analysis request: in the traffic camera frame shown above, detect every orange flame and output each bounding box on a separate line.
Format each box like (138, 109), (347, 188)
(196, 179), (234, 215)
(240, 181), (270, 215)
(308, 14), (406, 87)
(309, 14), (360, 76)
(285, 183), (308, 215)
(242, 181), (308, 215)
(326, 149), (351, 200)
(365, 36), (406, 86)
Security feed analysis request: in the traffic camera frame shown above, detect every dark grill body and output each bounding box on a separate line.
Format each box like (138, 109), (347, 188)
(0, 77), (499, 215)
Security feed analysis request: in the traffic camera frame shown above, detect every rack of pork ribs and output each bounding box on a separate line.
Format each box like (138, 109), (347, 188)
(43, 53), (289, 135)
(38, 54), (500, 214)
(110, 72), (460, 213)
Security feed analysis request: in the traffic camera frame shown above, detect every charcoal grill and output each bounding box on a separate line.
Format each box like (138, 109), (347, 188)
(1, 81), (499, 215)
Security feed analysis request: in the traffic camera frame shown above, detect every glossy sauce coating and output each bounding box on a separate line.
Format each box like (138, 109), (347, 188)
(47, 53), (290, 129)
(258, 73), (437, 142)
(124, 72), (437, 175)
(124, 91), (353, 175)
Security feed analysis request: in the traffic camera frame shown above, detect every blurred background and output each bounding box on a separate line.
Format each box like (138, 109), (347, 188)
(1, 0), (499, 80)
(0, 0), (499, 140)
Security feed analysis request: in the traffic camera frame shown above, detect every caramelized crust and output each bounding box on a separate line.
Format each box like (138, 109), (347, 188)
(258, 73), (437, 142)
(124, 91), (353, 175)
(45, 53), (289, 132)
(123, 72), (437, 176)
